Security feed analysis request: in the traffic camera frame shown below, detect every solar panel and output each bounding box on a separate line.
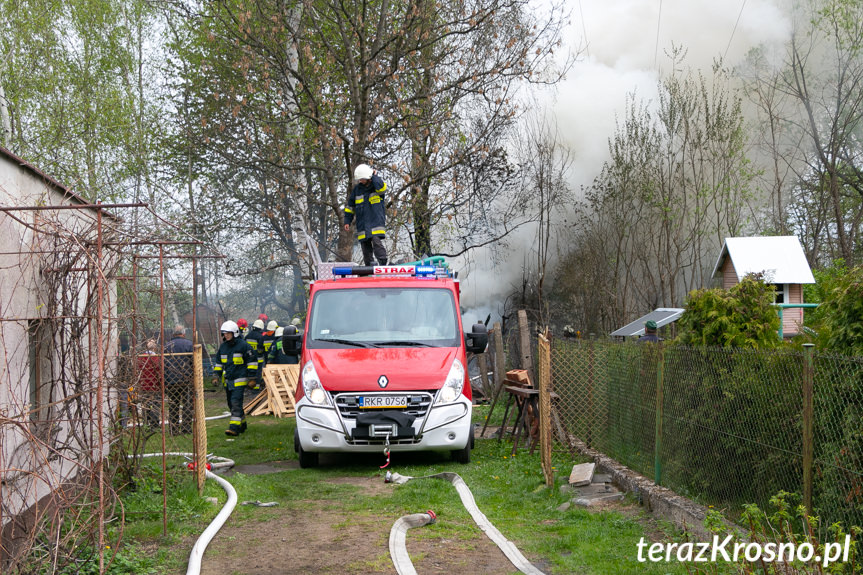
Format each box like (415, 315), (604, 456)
(610, 308), (685, 337)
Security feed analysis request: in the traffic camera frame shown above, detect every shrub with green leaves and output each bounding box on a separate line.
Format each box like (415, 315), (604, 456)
(818, 266), (863, 355)
(676, 275), (781, 348)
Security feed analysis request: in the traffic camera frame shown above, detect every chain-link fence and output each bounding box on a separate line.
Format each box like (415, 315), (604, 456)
(548, 337), (863, 531)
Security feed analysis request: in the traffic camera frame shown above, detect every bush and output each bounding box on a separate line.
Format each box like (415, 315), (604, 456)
(676, 275), (781, 349)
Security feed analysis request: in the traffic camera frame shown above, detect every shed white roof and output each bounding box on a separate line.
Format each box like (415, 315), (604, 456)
(711, 236), (815, 284)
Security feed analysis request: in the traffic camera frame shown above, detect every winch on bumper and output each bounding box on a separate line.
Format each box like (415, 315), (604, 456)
(295, 392), (472, 453)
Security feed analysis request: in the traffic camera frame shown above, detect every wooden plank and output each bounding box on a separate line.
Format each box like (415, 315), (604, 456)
(518, 310), (534, 384)
(569, 462), (596, 487)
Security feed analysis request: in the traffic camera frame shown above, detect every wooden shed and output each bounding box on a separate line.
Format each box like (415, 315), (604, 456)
(711, 236), (815, 337)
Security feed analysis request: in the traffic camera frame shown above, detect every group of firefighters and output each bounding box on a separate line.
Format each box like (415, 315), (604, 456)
(213, 314), (303, 436)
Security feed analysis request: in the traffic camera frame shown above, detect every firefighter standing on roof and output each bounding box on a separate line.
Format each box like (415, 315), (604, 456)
(213, 320), (257, 436)
(344, 164), (388, 266)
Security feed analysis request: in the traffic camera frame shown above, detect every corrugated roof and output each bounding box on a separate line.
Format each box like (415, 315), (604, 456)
(610, 308), (685, 337)
(711, 236), (815, 284)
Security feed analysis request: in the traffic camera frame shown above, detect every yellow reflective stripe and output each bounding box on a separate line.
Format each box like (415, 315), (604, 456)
(234, 379), (247, 386)
(229, 419), (242, 425)
(371, 228), (385, 235)
(220, 354), (228, 363)
(232, 355), (244, 364)
(369, 194), (381, 204)
(376, 182), (387, 193)
(355, 197), (365, 204)
(345, 207), (354, 214)
(358, 232), (366, 240)
(248, 341), (258, 349)
(248, 363), (258, 371)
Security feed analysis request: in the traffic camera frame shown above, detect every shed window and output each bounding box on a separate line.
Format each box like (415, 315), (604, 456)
(769, 284), (788, 304)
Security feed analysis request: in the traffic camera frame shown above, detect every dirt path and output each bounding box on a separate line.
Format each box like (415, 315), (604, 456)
(195, 472), (523, 575)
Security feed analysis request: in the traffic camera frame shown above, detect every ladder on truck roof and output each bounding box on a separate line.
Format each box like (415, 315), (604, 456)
(302, 224), (453, 280)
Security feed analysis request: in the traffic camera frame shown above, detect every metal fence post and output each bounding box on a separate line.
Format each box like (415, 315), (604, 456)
(587, 337), (594, 449)
(802, 343), (815, 515)
(655, 343), (665, 486)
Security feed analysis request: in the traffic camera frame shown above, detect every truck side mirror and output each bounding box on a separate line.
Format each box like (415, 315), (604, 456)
(465, 323), (488, 354)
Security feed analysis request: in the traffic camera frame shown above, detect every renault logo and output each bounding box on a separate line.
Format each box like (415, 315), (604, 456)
(378, 375), (389, 388)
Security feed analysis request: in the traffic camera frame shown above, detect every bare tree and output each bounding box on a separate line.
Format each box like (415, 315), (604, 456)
(557, 50), (755, 330)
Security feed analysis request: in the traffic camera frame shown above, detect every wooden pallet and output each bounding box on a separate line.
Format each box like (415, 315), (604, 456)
(244, 364), (300, 418)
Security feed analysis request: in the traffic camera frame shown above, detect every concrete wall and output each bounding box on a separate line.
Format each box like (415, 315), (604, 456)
(0, 151), (116, 548)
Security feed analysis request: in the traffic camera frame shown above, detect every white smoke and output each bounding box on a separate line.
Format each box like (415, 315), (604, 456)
(456, 0), (793, 319)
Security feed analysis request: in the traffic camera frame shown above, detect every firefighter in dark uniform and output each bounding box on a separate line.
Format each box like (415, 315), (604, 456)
(245, 318), (266, 390)
(267, 326), (302, 365)
(344, 163), (388, 266)
(262, 320), (279, 361)
(213, 320), (257, 436)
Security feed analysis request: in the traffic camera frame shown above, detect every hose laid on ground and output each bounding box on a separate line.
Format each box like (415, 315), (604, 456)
(204, 411), (231, 421)
(186, 469), (237, 575)
(385, 471), (546, 575)
(389, 510), (437, 575)
(129, 452), (237, 575)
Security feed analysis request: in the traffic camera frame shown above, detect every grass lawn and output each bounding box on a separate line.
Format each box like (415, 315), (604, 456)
(108, 392), (697, 574)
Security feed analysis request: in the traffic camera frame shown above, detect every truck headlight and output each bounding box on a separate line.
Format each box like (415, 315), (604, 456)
(302, 361), (328, 405)
(436, 358), (465, 404)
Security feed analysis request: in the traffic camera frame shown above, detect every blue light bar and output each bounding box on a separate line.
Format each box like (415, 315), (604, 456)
(329, 263), (453, 279)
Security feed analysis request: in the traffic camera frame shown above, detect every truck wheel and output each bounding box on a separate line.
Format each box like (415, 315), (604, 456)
(295, 429), (318, 468)
(451, 424), (474, 464)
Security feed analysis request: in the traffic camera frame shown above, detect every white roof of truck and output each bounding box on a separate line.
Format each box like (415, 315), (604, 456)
(711, 236), (815, 284)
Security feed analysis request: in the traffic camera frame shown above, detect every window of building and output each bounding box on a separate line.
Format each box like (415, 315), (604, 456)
(28, 319), (53, 432)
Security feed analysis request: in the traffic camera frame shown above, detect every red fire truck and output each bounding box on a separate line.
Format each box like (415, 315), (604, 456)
(292, 262), (488, 467)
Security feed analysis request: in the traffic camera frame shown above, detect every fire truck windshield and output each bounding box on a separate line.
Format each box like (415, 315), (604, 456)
(308, 287), (460, 348)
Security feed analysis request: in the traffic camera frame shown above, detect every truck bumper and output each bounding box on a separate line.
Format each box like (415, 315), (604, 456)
(296, 396), (472, 453)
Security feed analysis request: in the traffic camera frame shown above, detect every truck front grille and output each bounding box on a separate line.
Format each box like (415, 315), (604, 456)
(333, 392), (434, 419)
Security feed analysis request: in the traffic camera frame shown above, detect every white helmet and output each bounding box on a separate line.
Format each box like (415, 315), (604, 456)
(275, 327), (284, 337)
(291, 317), (302, 326)
(354, 164), (373, 181)
(220, 320), (239, 337)
(253, 319), (265, 330)
(267, 320), (279, 331)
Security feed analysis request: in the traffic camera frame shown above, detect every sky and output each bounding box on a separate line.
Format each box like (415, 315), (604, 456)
(456, 0), (794, 327)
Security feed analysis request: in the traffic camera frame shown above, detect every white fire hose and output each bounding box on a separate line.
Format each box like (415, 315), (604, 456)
(129, 453), (237, 575)
(385, 471), (546, 575)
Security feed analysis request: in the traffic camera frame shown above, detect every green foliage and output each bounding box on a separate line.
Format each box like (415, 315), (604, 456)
(802, 259), (848, 343)
(46, 545), (159, 575)
(817, 266), (863, 355)
(553, 338), (863, 539)
(676, 275), (781, 348)
(689, 491), (861, 574)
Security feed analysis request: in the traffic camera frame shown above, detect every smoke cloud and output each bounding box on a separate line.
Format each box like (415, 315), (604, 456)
(456, 0), (792, 325)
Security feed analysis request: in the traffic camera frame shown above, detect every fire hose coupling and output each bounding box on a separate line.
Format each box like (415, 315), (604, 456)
(425, 510), (437, 523)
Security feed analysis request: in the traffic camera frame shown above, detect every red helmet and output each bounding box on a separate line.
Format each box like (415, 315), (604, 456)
(258, 313), (268, 321)
(237, 318), (248, 329)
